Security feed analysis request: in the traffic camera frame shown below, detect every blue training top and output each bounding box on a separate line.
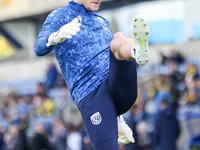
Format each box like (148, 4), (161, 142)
(34, 1), (113, 105)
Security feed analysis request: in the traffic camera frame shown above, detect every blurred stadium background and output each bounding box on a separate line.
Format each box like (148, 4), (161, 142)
(0, 0), (200, 150)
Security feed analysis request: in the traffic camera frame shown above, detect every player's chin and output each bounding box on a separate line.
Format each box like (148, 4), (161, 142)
(90, 5), (99, 11)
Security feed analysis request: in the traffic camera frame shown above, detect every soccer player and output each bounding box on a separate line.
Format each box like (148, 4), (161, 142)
(34, 0), (150, 149)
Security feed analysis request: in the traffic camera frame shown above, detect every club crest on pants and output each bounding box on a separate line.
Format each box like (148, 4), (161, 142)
(90, 112), (102, 125)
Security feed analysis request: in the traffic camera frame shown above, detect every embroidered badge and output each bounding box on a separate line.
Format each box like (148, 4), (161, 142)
(90, 112), (102, 125)
(97, 17), (106, 26)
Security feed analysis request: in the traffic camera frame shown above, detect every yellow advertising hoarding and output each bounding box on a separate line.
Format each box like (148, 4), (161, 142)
(0, 35), (15, 60)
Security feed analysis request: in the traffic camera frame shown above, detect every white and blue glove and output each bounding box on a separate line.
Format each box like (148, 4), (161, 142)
(46, 18), (81, 47)
(118, 115), (135, 145)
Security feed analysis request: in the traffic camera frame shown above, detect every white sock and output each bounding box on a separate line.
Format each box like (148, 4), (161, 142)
(131, 47), (136, 59)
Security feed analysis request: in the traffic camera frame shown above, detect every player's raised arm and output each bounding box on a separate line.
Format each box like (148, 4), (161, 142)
(34, 9), (59, 56)
(34, 9), (81, 57)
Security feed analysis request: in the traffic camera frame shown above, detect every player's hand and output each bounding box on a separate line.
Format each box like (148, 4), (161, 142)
(118, 116), (135, 145)
(46, 18), (81, 47)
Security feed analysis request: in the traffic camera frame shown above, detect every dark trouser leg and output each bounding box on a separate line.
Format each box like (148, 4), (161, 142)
(108, 51), (138, 116)
(94, 138), (119, 150)
(78, 81), (119, 150)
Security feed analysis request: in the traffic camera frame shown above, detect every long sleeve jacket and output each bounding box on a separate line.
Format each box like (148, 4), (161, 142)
(34, 1), (113, 105)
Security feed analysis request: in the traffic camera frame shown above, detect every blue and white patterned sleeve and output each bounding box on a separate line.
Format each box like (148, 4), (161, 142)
(34, 8), (67, 56)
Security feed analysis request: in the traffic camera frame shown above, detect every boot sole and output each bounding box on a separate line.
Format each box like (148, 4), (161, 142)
(131, 15), (150, 66)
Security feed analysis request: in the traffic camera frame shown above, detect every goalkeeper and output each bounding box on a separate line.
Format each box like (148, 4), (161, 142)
(34, 0), (150, 149)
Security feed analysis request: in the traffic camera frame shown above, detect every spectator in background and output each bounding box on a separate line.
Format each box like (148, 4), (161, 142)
(17, 96), (29, 121)
(50, 119), (67, 150)
(56, 74), (67, 88)
(3, 130), (13, 150)
(32, 94), (43, 117)
(136, 120), (151, 149)
(124, 97), (151, 150)
(4, 94), (20, 125)
(42, 96), (55, 128)
(185, 63), (199, 80)
(154, 75), (171, 112)
(37, 83), (47, 98)
(80, 124), (93, 150)
(170, 50), (185, 65)
(142, 81), (157, 101)
(132, 97), (147, 123)
(124, 105), (139, 150)
(159, 50), (185, 66)
(42, 96), (55, 117)
(184, 78), (196, 104)
(0, 126), (6, 150)
(5, 125), (29, 150)
(159, 51), (169, 66)
(168, 60), (184, 103)
(32, 123), (49, 150)
(56, 86), (71, 120)
(182, 63), (200, 105)
(195, 77), (200, 105)
(81, 134), (93, 150)
(152, 99), (180, 150)
(0, 107), (9, 137)
(67, 123), (82, 150)
(45, 63), (59, 89)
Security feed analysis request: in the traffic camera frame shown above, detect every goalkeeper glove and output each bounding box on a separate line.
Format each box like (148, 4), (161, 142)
(118, 115), (135, 145)
(46, 18), (81, 47)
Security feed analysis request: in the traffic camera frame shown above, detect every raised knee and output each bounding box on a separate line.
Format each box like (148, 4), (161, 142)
(111, 32), (124, 48)
(113, 32), (124, 39)
(110, 32), (125, 60)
